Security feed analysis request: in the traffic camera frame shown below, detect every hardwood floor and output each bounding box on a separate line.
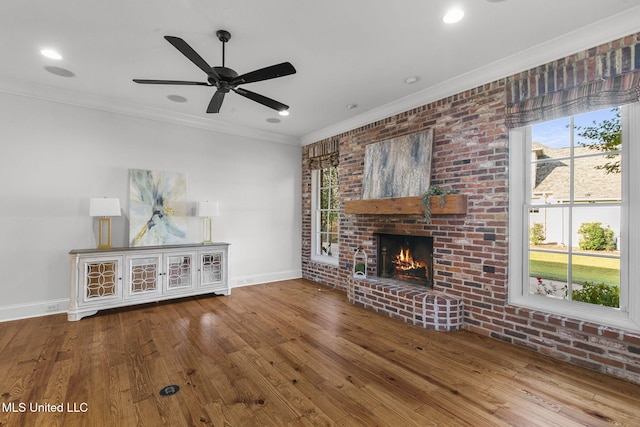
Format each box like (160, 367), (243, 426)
(1, 278), (639, 426)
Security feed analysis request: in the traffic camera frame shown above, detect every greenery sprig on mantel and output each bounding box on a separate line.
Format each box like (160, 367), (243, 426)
(421, 185), (460, 223)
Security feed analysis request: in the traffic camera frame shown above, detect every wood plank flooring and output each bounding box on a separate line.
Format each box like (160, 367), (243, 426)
(1, 278), (639, 426)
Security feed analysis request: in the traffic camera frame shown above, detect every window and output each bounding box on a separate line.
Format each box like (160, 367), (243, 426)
(509, 103), (640, 331)
(311, 166), (340, 265)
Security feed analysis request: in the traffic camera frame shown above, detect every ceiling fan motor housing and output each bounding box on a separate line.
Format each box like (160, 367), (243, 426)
(209, 67), (238, 91)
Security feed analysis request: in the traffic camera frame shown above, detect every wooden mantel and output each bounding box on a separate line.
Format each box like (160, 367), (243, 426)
(344, 194), (467, 216)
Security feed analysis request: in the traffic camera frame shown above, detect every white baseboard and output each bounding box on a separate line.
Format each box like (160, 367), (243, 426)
(0, 298), (70, 323)
(0, 270), (303, 322)
(231, 270), (302, 288)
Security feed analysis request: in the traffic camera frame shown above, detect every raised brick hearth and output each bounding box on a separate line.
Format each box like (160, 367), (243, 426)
(347, 277), (462, 331)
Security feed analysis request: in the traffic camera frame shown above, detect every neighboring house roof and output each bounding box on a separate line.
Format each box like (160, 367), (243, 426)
(532, 143), (621, 201)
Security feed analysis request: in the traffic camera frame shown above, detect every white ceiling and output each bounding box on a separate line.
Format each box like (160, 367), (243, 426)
(1, 0), (640, 145)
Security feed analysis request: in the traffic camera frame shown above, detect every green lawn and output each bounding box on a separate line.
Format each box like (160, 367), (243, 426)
(529, 251), (620, 286)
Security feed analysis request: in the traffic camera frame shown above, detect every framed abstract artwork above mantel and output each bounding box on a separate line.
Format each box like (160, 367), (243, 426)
(362, 129), (434, 199)
(129, 169), (187, 246)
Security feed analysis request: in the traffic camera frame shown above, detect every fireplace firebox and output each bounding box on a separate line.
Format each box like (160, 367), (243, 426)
(375, 233), (433, 288)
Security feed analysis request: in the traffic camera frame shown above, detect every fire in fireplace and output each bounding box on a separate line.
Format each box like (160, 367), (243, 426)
(375, 233), (433, 287)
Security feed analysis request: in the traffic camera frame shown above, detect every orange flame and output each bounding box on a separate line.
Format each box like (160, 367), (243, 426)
(393, 247), (426, 271)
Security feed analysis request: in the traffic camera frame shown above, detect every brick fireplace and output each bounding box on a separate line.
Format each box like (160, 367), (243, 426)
(348, 229), (462, 332)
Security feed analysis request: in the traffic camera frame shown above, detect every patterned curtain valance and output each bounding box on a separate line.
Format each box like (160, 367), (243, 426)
(308, 138), (339, 169)
(505, 71), (640, 128)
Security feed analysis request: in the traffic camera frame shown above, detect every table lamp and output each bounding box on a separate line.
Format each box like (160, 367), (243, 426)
(196, 201), (220, 243)
(89, 197), (121, 249)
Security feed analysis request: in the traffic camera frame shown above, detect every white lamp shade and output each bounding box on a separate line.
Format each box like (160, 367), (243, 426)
(89, 197), (121, 217)
(196, 201), (220, 217)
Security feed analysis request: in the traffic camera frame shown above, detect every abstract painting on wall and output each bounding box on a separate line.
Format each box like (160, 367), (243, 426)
(129, 169), (187, 246)
(362, 129), (433, 199)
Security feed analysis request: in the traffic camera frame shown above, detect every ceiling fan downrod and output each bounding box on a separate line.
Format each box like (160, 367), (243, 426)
(216, 30), (231, 68)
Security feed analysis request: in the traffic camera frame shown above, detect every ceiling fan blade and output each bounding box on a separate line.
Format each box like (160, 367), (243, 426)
(207, 91), (226, 113)
(133, 79), (211, 86)
(232, 62), (296, 85)
(233, 88), (289, 112)
(164, 36), (221, 82)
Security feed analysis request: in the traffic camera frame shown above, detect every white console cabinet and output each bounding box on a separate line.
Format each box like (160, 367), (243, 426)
(68, 243), (229, 321)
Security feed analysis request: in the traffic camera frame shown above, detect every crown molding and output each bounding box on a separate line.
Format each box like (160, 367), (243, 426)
(0, 77), (300, 146)
(300, 6), (640, 146)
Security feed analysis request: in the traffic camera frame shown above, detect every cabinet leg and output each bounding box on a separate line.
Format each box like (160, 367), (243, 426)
(67, 309), (98, 321)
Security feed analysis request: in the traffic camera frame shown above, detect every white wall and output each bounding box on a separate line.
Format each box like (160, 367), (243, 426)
(0, 92), (302, 321)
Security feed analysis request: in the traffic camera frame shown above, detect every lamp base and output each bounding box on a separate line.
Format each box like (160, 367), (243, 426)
(202, 217), (213, 244)
(97, 217), (112, 249)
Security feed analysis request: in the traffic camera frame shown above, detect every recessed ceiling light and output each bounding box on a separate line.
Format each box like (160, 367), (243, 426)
(346, 103), (358, 110)
(40, 49), (62, 60)
(44, 66), (74, 78)
(167, 94), (187, 103)
(278, 110), (290, 116)
(443, 8), (464, 24)
(266, 118), (281, 124)
(404, 76), (420, 85)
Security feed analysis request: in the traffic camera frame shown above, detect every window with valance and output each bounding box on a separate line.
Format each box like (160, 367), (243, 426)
(508, 70), (640, 332)
(308, 139), (340, 265)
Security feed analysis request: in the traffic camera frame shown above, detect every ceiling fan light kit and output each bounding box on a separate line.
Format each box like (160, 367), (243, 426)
(133, 30), (296, 114)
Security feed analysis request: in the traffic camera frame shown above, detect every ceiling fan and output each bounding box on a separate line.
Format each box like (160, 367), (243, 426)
(133, 30), (296, 114)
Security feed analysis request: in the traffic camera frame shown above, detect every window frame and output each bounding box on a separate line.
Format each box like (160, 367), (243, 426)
(310, 166), (340, 266)
(508, 103), (640, 332)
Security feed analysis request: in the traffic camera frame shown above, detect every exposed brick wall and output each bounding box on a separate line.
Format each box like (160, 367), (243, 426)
(507, 33), (640, 104)
(302, 32), (640, 385)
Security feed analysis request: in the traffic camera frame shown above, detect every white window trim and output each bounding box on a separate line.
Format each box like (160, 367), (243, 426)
(310, 169), (339, 266)
(508, 103), (640, 332)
